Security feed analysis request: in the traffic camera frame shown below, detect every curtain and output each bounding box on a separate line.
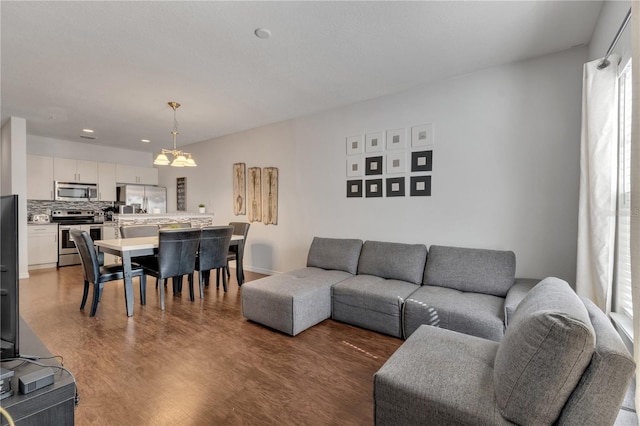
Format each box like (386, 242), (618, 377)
(576, 54), (620, 312)
(628, 0), (640, 417)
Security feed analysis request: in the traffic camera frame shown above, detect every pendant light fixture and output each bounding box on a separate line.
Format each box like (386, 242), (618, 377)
(153, 101), (197, 167)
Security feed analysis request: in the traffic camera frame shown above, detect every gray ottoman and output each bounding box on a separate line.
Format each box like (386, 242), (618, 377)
(241, 237), (363, 336)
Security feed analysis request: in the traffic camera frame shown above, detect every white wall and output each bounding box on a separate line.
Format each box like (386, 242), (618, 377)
(1, 117), (29, 278)
(159, 47), (587, 282)
(28, 135), (153, 166)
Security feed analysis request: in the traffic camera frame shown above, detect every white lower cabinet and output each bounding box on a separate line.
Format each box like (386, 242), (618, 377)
(28, 224), (58, 269)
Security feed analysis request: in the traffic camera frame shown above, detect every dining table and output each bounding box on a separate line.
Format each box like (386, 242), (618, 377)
(94, 234), (244, 316)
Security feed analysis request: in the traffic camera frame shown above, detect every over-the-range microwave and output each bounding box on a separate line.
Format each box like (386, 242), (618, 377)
(54, 181), (99, 202)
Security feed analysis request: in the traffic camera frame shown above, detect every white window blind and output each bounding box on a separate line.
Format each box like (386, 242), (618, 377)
(613, 60), (633, 321)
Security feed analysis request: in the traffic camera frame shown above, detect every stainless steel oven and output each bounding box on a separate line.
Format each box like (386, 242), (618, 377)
(52, 210), (103, 266)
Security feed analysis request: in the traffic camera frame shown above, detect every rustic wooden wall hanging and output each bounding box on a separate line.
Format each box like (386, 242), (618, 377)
(247, 167), (262, 222)
(262, 167), (278, 225)
(232, 163), (246, 215)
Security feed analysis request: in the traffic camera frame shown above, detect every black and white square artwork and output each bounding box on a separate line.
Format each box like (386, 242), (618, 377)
(365, 132), (385, 153)
(411, 150), (433, 172)
(386, 177), (405, 197)
(346, 135), (364, 155)
(347, 180), (363, 198)
(410, 176), (432, 196)
(346, 158), (364, 177)
(365, 179), (383, 197)
(411, 123), (434, 148)
(365, 156), (384, 175)
(386, 128), (407, 151)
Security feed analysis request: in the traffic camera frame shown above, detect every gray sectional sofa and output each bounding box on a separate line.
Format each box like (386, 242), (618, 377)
(241, 236), (535, 340)
(241, 237), (635, 424)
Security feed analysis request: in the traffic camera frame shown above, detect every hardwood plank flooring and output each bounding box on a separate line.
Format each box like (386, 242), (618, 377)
(16, 266), (403, 425)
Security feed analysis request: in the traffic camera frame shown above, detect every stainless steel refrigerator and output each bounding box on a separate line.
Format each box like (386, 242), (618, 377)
(117, 185), (167, 213)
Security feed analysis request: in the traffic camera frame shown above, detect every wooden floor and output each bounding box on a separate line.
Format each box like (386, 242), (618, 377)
(18, 266), (403, 426)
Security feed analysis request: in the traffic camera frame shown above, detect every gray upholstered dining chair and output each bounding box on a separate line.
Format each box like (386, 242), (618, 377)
(226, 222), (250, 285)
(190, 226), (233, 296)
(70, 228), (146, 316)
(136, 228), (201, 310)
(120, 224), (159, 238)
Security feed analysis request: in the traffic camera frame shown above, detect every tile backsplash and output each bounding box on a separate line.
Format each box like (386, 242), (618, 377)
(28, 199), (116, 217)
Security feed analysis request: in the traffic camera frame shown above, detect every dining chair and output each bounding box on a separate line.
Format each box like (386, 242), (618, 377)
(120, 224), (159, 238)
(226, 222), (250, 285)
(159, 222), (191, 229)
(137, 228), (201, 310)
(190, 226), (233, 296)
(70, 229), (147, 317)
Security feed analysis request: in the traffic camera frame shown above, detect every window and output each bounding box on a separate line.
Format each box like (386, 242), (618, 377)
(612, 59), (633, 337)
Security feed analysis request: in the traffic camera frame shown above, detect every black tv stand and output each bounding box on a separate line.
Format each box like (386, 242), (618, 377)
(0, 319), (75, 425)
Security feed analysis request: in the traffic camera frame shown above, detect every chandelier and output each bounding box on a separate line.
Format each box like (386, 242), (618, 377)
(153, 101), (197, 167)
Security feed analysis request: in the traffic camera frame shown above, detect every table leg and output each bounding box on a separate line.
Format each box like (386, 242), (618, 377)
(121, 251), (135, 316)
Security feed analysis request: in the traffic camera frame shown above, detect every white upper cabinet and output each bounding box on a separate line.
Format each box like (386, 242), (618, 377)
(98, 162), (117, 201)
(116, 165), (158, 185)
(53, 158), (98, 183)
(27, 155), (54, 200)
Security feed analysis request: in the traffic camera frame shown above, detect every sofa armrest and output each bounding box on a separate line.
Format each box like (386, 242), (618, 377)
(503, 278), (539, 327)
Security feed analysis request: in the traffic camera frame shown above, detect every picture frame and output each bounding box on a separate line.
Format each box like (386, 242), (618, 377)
(262, 167), (278, 225)
(386, 128), (407, 151)
(365, 156), (383, 175)
(176, 177), (186, 211)
(232, 163), (246, 215)
(365, 131), (385, 153)
(386, 151), (407, 174)
(346, 135), (364, 155)
(346, 157), (364, 177)
(410, 175), (432, 196)
(386, 177), (405, 197)
(347, 180), (363, 198)
(411, 150), (433, 172)
(247, 167), (262, 222)
(411, 123), (434, 148)
(365, 179), (383, 197)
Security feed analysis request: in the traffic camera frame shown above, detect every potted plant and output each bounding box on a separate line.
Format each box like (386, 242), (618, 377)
(198, 204), (206, 213)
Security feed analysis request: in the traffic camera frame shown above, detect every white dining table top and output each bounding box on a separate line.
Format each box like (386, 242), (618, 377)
(95, 235), (243, 252)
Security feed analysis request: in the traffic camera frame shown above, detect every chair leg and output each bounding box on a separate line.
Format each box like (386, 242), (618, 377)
(80, 280), (90, 310)
(226, 262), (230, 278)
(90, 283), (101, 316)
(140, 275), (147, 305)
(159, 278), (165, 310)
(202, 270), (210, 287)
(198, 271), (205, 299)
(216, 268), (220, 289)
(222, 269), (228, 292)
(188, 273), (195, 302)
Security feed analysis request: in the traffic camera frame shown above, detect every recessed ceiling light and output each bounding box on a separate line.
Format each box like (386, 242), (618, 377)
(82, 128), (94, 133)
(141, 139), (150, 143)
(254, 28), (271, 39)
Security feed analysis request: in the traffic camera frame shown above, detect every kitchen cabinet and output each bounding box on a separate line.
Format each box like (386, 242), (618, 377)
(27, 155), (54, 200)
(116, 164), (158, 185)
(28, 224), (58, 269)
(98, 162), (117, 201)
(54, 158), (98, 183)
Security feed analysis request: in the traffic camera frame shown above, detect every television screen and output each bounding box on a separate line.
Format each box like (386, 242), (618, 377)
(0, 194), (19, 359)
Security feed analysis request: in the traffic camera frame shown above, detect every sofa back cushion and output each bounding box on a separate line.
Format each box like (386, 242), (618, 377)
(556, 297), (636, 425)
(493, 277), (595, 425)
(357, 240), (427, 284)
(306, 237), (363, 274)
(424, 245), (515, 296)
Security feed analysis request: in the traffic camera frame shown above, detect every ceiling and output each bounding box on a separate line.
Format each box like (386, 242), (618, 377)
(1, 1), (602, 154)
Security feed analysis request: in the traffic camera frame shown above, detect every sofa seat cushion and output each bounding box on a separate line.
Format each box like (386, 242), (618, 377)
(241, 267), (353, 336)
(403, 285), (506, 341)
(374, 325), (513, 425)
(493, 277), (595, 425)
(425, 245), (516, 297)
(332, 274), (418, 338)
